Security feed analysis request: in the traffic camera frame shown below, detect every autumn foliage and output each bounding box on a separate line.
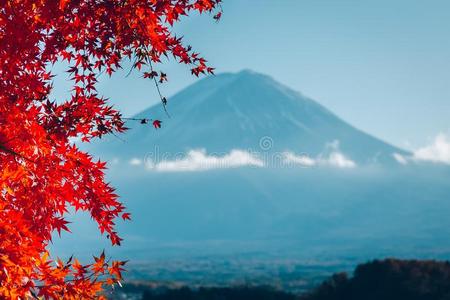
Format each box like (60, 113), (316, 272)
(0, 0), (220, 298)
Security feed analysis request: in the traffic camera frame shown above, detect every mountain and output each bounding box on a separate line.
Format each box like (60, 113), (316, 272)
(90, 70), (408, 166)
(57, 71), (450, 265)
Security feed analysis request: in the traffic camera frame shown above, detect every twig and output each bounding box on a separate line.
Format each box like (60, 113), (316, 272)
(125, 56), (138, 78)
(144, 53), (171, 118)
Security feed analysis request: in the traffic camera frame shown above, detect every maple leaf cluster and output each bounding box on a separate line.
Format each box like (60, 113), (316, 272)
(0, 0), (221, 298)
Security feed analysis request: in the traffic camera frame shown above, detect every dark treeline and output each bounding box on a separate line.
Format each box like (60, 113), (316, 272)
(302, 259), (450, 300)
(113, 259), (450, 300)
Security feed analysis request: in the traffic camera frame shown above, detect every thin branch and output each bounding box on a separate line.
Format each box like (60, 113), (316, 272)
(125, 56), (138, 78)
(144, 53), (171, 118)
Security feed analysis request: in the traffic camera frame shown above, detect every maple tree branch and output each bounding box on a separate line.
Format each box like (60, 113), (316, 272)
(125, 56), (138, 78)
(110, 131), (126, 142)
(143, 51), (171, 118)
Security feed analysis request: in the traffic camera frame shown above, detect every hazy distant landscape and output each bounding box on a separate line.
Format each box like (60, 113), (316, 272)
(107, 259), (450, 299)
(50, 71), (450, 299)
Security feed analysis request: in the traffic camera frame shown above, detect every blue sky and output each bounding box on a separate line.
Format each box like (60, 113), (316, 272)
(51, 0), (450, 150)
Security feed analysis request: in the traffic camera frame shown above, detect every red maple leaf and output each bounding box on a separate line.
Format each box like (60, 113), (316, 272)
(153, 120), (162, 129)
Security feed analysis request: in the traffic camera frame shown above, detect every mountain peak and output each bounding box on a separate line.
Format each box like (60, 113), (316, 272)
(206, 69), (279, 88)
(229, 69), (279, 84)
(237, 69), (257, 75)
(236, 69), (268, 77)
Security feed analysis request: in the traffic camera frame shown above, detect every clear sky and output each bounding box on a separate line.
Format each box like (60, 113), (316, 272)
(51, 0), (450, 150)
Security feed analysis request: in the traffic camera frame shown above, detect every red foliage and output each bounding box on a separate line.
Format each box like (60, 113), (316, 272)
(152, 119), (162, 129)
(0, 0), (221, 298)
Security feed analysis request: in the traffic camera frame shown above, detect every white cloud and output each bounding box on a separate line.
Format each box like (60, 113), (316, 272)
(148, 149), (264, 172)
(129, 158), (143, 166)
(319, 140), (357, 168)
(324, 151), (356, 168)
(413, 133), (450, 165)
(391, 133), (450, 166)
(128, 140), (358, 172)
(283, 140), (357, 169)
(283, 152), (316, 167)
(393, 153), (408, 165)
(318, 140), (356, 169)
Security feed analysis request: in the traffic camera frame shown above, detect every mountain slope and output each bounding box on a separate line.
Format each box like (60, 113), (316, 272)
(90, 70), (408, 165)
